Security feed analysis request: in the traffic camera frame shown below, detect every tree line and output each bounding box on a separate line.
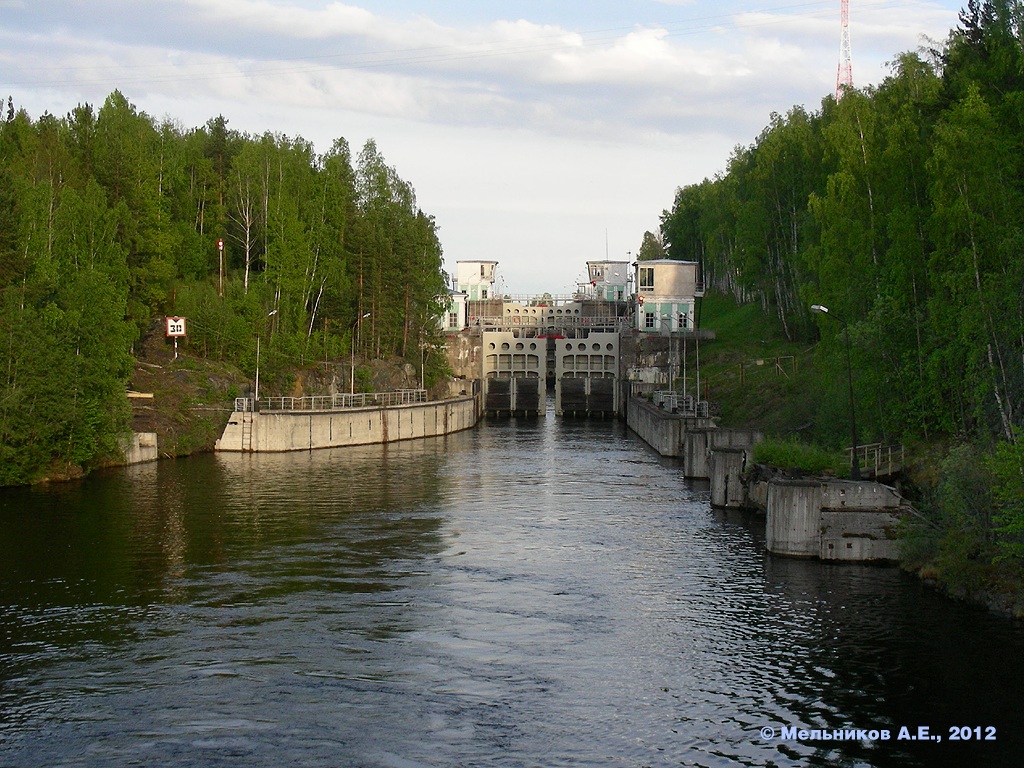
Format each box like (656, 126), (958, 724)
(661, 0), (1024, 572)
(0, 90), (448, 485)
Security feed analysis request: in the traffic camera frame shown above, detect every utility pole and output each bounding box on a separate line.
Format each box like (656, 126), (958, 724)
(836, 0), (853, 100)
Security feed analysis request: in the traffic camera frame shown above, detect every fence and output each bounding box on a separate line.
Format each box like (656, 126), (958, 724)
(235, 389), (427, 413)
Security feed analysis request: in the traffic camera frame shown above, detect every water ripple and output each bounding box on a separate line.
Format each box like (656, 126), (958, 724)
(2, 421), (1023, 766)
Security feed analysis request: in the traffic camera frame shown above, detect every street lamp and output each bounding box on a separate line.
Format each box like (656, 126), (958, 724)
(811, 304), (860, 480)
(350, 312), (371, 395)
(254, 309), (278, 405)
(661, 314), (676, 391)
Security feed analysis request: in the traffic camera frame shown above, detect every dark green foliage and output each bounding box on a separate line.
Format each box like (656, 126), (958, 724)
(661, 0), (1024, 450)
(659, 2), (1024, 597)
(989, 437), (1024, 559)
(752, 438), (844, 476)
(0, 92), (448, 485)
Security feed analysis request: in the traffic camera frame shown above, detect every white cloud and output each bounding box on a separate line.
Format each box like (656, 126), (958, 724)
(0, 1), (964, 293)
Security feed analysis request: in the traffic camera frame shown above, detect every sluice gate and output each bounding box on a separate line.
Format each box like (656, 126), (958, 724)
(480, 303), (624, 418)
(482, 331), (547, 416)
(552, 332), (619, 417)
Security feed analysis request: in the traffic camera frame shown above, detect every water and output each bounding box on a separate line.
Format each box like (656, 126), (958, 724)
(1, 414), (1022, 767)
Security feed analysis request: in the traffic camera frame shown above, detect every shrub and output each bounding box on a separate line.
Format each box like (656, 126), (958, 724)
(753, 437), (845, 476)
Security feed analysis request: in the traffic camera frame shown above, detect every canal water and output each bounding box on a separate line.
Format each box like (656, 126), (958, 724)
(1, 414), (1022, 767)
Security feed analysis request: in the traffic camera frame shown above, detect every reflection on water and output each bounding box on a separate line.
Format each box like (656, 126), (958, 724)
(1, 416), (1022, 767)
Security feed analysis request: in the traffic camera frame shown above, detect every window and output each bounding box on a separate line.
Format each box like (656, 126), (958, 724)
(639, 267), (654, 292)
(678, 312), (688, 330)
(449, 312), (459, 328)
(644, 312), (655, 329)
(481, 288), (488, 299)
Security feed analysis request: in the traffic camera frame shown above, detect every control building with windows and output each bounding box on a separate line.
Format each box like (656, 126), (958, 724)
(456, 260), (498, 301)
(579, 260), (630, 302)
(439, 289), (469, 332)
(634, 260), (704, 333)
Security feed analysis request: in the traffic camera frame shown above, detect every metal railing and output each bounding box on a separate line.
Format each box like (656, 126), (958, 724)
(472, 315), (630, 333)
(650, 390), (710, 418)
(235, 389), (427, 413)
(847, 442), (905, 477)
(499, 294), (580, 305)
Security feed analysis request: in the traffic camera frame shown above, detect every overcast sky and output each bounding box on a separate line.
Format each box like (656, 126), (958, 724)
(1, 1), (963, 294)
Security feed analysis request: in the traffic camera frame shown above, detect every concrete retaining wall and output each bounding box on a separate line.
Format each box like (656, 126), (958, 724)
(444, 329), (484, 380)
(819, 509), (901, 562)
(119, 432), (159, 464)
(626, 397), (719, 459)
(765, 479), (903, 563)
(626, 397), (684, 456)
(215, 395), (479, 453)
(765, 480), (824, 558)
(709, 448), (747, 508)
(627, 397), (759, 479)
(686, 428), (763, 479)
(682, 429), (710, 476)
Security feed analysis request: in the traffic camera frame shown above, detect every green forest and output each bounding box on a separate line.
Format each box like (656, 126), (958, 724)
(661, 0), (1024, 593)
(0, 90), (447, 486)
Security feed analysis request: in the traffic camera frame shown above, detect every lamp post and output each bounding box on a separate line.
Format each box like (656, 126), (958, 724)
(661, 314), (675, 391)
(811, 304), (860, 480)
(350, 312), (371, 395)
(254, 309), (278, 405)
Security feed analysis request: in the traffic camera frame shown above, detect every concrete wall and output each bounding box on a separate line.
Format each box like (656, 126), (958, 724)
(709, 448), (747, 508)
(626, 397), (686, 457)
(765, 478), (903, 563)
(819, 509), (901, 562)
(765, 480), (824, 558)
(628, 401), (759, 477)
(119, 432), (159, 464)
(216, 395), (479, 453)
(682, 429), (711, 477)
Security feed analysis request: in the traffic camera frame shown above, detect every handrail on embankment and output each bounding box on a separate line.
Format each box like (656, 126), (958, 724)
(846, 442), (904, 477)
(648, 390), (711, 418)
(234, 389), (427, 413)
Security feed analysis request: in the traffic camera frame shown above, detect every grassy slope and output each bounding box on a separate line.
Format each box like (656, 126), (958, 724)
(697, 293), (820, 438)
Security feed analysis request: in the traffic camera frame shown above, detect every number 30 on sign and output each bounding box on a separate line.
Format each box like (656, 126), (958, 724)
(165, 317), (187, 337)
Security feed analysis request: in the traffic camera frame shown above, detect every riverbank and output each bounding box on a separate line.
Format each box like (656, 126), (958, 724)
(626, 391), (1024, 618)
(124, 330), (448, 464)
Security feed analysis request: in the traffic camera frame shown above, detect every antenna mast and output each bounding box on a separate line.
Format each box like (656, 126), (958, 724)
(836, 0), (853, 100)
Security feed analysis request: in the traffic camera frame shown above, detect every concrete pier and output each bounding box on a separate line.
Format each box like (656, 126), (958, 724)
(625, 395), (760, 479)
(709, 447), (747, 509)
(119, 432), (159, 464)
(765, 479), (904, 563)
(624, 392), (905, 564)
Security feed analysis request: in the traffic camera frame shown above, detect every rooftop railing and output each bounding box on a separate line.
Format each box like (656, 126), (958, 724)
(472, 315), (629, 332)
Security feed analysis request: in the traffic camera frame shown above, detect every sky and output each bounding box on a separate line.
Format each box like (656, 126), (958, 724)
(0, 1), (965, 295)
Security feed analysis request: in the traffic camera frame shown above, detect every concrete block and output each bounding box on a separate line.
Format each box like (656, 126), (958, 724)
(120, 432), (159, 464)
(819, 509), (901, 562)
(821, 481), (901, 509)
(709, 448), (747, 508)
(765, 480), (823, 558)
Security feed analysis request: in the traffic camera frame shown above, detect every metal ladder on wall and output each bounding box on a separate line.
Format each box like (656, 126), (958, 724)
(240, 411), (253, 452)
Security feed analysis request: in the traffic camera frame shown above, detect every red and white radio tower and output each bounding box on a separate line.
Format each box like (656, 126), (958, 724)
(836, 0), (853, 99)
